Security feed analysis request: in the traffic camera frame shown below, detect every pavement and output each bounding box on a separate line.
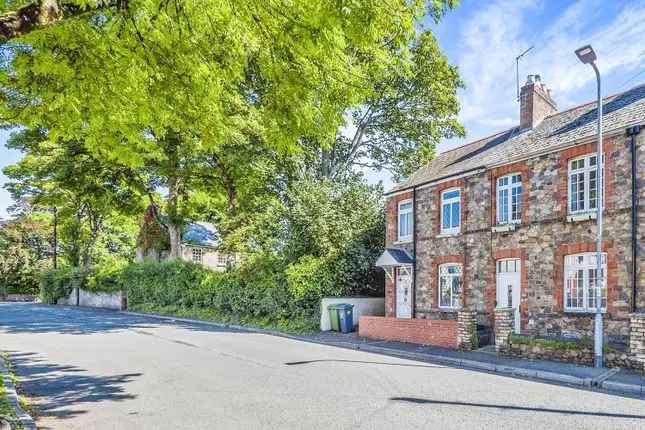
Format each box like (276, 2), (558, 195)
(1, 302), (644, 430)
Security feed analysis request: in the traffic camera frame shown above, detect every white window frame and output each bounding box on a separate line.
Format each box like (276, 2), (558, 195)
(191, 247), (204, 264)
(217, 253), (227, 266)
(564, 252), (607, 313)
(440, 188), (461, 235)
(568, 154), (603, 215)
(438, 263), (462, 309)
(496, 173), (522, 225)
(397, 199), (413, 242)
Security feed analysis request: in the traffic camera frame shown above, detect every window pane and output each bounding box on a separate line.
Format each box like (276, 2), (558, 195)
(443, 190), (460, 200)
(498, 189), (508, 223)
(442, 204), (451, 229)
(440, 276), (449, 307)
(400, 202), (412, 211)
(451, 202), (460, 228)
(452, 276), (461, 308)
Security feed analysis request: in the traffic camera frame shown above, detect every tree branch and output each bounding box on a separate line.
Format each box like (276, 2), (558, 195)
(0, 0), (121, 43)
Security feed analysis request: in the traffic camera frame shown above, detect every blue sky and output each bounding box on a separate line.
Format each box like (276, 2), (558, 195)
(1, 0), (645, 218)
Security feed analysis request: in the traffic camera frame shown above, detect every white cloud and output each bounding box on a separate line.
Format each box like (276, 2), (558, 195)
(447, 0), (645, 150)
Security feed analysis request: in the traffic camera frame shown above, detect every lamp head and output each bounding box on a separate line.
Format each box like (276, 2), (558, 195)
(575, 45), (597, 64)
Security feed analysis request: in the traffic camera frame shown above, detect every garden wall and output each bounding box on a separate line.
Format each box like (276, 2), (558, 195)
(494, 309), (645, 372)
(359, 316), (458, 349)
(320, 297), (384, 331)
(58, 288), (125, 310)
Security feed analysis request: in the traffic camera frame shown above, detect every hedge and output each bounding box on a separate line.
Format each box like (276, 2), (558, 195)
(40, 257), (345, 329)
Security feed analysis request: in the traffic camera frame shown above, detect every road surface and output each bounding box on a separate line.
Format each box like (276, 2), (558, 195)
(0, 302), (644, 429)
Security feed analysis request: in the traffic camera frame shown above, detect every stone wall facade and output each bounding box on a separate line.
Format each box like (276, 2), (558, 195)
(385, 130), (645, 342)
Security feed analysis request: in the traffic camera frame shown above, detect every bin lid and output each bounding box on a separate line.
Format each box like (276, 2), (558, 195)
(328, 303), (354, 310)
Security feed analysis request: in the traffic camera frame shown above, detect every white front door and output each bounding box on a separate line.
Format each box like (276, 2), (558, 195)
(496, 258), (521, 334)
(396, 267), (412, 319)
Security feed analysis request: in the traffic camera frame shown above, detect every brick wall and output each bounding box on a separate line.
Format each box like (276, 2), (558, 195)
(359, 316), (458, 349)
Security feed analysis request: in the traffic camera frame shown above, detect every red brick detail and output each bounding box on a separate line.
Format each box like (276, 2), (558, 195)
(434, 179), (466, 236)
(385, 275), (395, 317)
(553, 241), (617, 315)
(556, 139), (616, 218)
(486, 248), (529, 332)
(385, 191), (414, 246)
(488, 161), (530, 226)
(431, 255), (466, 309)
(358, 316), (458, 349)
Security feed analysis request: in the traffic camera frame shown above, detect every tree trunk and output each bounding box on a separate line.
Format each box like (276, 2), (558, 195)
(167, 173), (182, 260)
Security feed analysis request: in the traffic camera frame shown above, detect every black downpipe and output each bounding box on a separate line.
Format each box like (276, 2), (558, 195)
(412, 186), (417, 318)
(628, 125), (641, 312)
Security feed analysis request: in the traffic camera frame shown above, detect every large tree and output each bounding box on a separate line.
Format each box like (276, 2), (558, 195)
(1, 0), (459, 257)
(4, 128), (145, 267)
(302, 31), (464, 182)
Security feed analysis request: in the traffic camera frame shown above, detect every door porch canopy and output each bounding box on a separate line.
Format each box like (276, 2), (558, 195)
(375, 248), (414, 282)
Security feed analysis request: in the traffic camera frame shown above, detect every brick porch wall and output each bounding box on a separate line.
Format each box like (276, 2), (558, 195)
(359, 316), (458, 349)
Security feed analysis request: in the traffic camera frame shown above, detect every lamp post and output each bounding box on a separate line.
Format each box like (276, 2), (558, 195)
(575, 44), (604, 368)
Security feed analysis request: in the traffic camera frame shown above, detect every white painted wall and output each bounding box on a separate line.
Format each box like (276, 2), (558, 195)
(180, 245), (229, 272)
(320, 297), (385, 331)
(58, 288), (124, 310)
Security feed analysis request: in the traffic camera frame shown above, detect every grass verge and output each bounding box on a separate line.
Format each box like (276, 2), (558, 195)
(129, 304), (318, 334)
(0, 352), (25, 429)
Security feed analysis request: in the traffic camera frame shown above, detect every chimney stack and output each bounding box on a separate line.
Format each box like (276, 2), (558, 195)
(519, 74), (557, 129)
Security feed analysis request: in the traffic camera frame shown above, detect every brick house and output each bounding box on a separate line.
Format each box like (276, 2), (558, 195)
(373, 76), (645, 346)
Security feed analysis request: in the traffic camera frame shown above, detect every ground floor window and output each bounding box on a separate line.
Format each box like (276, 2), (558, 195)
(564, 252), (607, 312)
(191, 247), (204, 264)
(439, 263), (462, 309)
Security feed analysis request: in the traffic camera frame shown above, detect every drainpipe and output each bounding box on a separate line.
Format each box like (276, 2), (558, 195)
(628, 125), (641, 312)
(412, 186), (417, 318)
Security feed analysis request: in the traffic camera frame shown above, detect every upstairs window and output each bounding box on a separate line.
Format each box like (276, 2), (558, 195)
(568, 154), (603, 214)
(441, 189), (461, 234)
(191, 248), (203, 264)
(398, 200), (413, 242)
(564, 252), (607, 312)
(497, 173), (522, 224)
(439, 263), (462, 309)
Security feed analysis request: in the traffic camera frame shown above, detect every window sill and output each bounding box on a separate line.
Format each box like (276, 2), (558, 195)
(437, 307), (461, 312)
(437, 232), (460, 238)
(567, 212), (597, 223)
(491, 223), (519, 233)
(563, 309), (607, 315)
(393, 239), (413, 245)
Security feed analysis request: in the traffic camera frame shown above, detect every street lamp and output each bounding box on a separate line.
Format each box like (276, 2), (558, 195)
(575, 44), (604, 368)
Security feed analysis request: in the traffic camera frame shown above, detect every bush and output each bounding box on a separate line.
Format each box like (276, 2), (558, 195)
(39, 267), (89, 304)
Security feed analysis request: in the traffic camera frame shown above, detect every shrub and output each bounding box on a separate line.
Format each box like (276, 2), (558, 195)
(39, 267), (89, 304)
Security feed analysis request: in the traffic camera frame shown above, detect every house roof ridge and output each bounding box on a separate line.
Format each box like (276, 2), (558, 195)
(544, 81), (645, 120)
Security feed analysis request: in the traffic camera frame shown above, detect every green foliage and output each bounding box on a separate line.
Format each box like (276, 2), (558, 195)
(39, 266), (89, 304)
(0, 214), (51, 296)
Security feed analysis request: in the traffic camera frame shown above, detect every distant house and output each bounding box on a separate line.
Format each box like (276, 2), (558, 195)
(179, 221), (237, 271)
(136, 205), (237, 271)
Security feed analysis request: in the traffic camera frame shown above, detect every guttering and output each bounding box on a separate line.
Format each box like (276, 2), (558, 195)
(385, 166), (486, 197)
(627, 125), (642, 312)
(412, 186), (417, 318)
